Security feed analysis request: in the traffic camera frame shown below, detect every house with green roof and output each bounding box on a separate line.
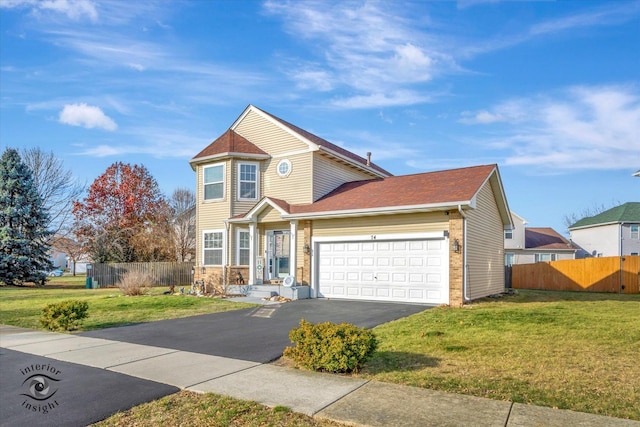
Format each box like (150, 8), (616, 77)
(568, 202), (640, 257)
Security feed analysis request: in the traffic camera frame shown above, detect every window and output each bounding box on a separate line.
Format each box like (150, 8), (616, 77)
(238, 163), (258, 200)
(277, 159), (291, 177)
(631, 225), (639, 239)
(535, 253), (557, 262)
(203, 231), (223, 265)
(237, 230), (250, 265)
(504, 230), (513, 239)
(505, 253), (515, 266)
(203, 164), (224, 201)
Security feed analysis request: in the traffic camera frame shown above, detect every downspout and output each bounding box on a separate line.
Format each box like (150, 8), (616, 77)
(457, 205), (471, 302)
(223, 220), (230, 288)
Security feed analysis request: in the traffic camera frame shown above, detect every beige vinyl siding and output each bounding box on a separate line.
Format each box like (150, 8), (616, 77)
(465, 182), (505, 299)
(196, 162), (231, 266)
(313, 212), (449, 237)
(234, 110), (309, 155)
(263, 152), (313, 204)
(258, 205), (285, 223)
(312, 153), (376, 201)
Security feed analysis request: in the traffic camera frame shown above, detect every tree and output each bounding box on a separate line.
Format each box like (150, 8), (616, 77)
(50, 235), (85, 276)
(20, 147), (85, 238)
(73, 162), (172, 262)
(169, 188), (196, 262)
(0, 148), (52, 285)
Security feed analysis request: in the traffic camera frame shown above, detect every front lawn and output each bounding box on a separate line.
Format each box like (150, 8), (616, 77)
(0, 276), (256, 331)
(361, 290), (640, 420)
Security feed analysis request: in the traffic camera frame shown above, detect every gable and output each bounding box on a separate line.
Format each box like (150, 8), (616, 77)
(233, 108), (311, 156)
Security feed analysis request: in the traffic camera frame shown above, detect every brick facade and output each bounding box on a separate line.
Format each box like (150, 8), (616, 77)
(448, 211), (465, 307)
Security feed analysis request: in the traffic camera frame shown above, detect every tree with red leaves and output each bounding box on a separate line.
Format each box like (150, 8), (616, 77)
(73, 162), (173, 262)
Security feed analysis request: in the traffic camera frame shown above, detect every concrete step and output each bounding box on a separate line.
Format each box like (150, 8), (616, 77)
(246, 285), (280, 299)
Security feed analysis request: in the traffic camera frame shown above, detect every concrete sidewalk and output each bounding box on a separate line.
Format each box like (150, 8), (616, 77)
(1, 325), (638, 427)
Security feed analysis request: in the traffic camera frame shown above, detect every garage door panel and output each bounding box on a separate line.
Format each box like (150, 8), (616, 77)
(317, 238), (448, 304)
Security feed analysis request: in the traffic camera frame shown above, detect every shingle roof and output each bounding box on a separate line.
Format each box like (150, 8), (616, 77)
(569, 202), (640, 229)
(260, 108), (392, 177)
(191, 129), (268, 161)
(289, 164), (496, 215)
(525, 228), (577, 250)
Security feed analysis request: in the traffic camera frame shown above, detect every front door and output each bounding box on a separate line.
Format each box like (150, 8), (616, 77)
(267, 230), (290, 280)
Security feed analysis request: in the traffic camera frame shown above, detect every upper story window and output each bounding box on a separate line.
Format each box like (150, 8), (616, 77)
(504, 230), (513, 239)
(631, 225), (639, 239)
(277, 159), (292, 178)
(203, 164), (224, 201)
(238, 163), (258, 201)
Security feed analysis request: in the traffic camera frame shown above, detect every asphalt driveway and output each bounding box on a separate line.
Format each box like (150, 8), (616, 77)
(80, 299), (432, 363)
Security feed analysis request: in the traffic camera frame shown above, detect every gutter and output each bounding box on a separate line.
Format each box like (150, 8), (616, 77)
(457, 204), (470, 302)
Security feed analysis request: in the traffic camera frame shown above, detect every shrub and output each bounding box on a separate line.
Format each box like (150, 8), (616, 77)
(117, 271), (154, 296)
(40, 300), (89, 331)
(283, 319), (378, 373)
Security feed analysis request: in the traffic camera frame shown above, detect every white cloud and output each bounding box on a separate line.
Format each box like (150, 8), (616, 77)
(462, 85), (640, 170)
(1, 0), (98, 22)
(59, 103), (117, 131)
(264, 1), (456, 108)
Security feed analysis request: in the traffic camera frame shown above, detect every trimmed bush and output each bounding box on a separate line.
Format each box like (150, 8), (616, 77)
(117, 271), (154, 296)
(40, 300), (89, 331)
(283, 319), (378, 373)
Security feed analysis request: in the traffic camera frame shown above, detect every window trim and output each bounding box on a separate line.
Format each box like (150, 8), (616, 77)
(237, 162), (259, 201)
(236, 229), (250, 266)
(535, 253), (557, 262)
(203, 163), (225, 201)
(631, 224), (639, 239)
(505, 252), (515, 266)
(504, 230), (513, 240)
(203, 229), (224, 266)
(277, 159), (292, 178)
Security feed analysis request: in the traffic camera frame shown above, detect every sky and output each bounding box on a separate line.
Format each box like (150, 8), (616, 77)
(1, 0), (639, 236)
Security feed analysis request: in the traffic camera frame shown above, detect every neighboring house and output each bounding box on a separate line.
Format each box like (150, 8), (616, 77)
(569, 202), (640, 257)
(189, 105), (512, 306)
(504, 212), (577, 265)
(49, 249), (67, 270)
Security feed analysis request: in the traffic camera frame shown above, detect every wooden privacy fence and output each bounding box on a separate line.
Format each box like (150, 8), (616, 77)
(88, 262), (195, 288)
(512, 256), (639, 293)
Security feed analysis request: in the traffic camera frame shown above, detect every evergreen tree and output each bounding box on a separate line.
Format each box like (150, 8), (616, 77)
(0, 148), (52, 285)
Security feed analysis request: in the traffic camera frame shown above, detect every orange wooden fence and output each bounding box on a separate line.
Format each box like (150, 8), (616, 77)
(512, 256), (639, 293)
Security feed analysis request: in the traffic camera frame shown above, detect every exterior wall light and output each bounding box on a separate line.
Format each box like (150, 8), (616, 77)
(452, 238), (461, 253)
(201, 266), (206, 275)
(303, 243), (311, 255)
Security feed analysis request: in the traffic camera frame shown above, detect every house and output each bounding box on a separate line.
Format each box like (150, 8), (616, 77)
(504, 212), (577, 265)
(569, 202), (640, 257)
(189, 105), (512, 306)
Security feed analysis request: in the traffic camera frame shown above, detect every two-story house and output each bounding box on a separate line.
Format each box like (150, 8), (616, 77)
(504, 212), (577, 265)
(189, 105), (512, 306)
(569, 202), (640, 257)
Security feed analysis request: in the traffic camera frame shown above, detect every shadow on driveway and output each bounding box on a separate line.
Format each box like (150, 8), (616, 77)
(80, 299), (433, 363)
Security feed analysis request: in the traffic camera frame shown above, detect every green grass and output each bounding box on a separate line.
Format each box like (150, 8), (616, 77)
(359, 290), (640, 421)
(0, 276), (256, 331)
(93, 390), (345, 427)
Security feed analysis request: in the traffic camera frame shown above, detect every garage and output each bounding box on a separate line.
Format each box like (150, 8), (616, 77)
(316, 237), (449, 304)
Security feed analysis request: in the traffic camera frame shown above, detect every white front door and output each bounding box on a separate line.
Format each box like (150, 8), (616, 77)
(316, 238), (449, 304)
(266, 230), (290, 280)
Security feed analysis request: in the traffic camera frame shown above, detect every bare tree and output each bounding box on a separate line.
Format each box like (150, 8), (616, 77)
(50, 235), (85, 276)
(20, 148), (85, 237)
(563, 201), (621, 230)
(169, 188), (196, 262)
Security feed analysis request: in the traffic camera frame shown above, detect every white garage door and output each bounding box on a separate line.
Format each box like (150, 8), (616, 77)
(317, 239), (449, 304)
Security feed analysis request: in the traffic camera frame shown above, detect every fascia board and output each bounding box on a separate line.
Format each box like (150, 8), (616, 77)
(568, 221), (620, 231)
(283, 201), (471, 220)
(243, 198), (290, 220)
(318, 145), (390, 178)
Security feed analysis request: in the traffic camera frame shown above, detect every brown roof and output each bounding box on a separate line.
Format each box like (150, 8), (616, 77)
(260, 109), (392, 176)
(525, 228), (576, 250)
(289, 164), (497, 215)
(191, 129), (268, 161)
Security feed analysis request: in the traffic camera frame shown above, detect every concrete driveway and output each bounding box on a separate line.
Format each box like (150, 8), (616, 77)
(80, 299), (432, 363)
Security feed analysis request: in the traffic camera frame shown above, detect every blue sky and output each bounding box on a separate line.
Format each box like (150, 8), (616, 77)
(1, 0), (638, 235)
